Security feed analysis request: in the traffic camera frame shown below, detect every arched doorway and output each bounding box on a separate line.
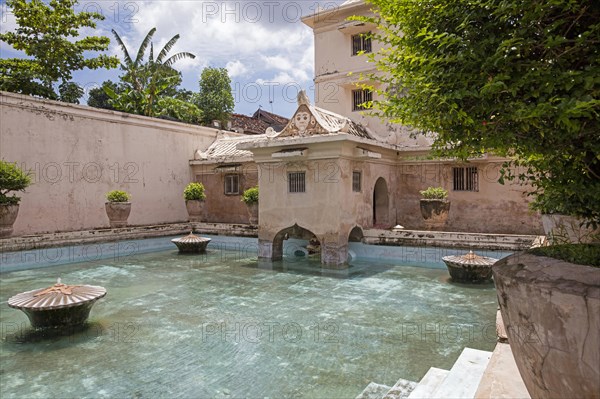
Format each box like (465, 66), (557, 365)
(348, 226), (364, 243)
(373, 178), (389, 227)
(272, 224), (319, 261)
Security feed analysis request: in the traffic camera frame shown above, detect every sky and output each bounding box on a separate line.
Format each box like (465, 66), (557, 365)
(0, 0), (347, 117)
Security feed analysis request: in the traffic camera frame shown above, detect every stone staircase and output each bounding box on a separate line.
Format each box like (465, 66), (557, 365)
(355, 348), (492, 399)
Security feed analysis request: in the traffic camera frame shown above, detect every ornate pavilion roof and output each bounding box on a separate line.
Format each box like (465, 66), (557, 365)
(274, 91), (374, 140)
(193, 133), (266, 163)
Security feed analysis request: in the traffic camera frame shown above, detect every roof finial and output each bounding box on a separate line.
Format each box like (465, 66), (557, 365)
(297, 90), (311, 106)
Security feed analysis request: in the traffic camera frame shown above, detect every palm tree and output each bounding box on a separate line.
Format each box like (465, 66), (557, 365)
(110, 28), (196, 116)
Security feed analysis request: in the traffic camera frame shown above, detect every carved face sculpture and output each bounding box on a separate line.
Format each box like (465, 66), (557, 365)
(294, 111), (311, 133)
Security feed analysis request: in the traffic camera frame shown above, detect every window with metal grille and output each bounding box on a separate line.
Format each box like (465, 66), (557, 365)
(224, 174), (240, 195)
(352, 89), (372, 111)
(288, 172), (306, 193)
(453, 167), (479, 191)
(351, 32), (372, 56)
(352, 171), (362, 192)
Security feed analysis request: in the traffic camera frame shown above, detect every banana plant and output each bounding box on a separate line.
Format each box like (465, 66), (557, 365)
(108, 28), (196, 117)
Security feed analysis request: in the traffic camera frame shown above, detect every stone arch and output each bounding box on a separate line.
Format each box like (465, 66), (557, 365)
(348, 226), (364, 243)
(272, 223), (319, 261)
(373, 177), (390, 227)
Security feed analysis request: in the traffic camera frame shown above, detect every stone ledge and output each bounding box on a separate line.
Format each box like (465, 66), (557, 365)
(363, 229), (544, 251)
(0, 223), (258, 252)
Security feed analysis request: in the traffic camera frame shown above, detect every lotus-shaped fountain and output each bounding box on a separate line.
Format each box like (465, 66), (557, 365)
(442, 250), (499, 283)
(7, 278), (106, 329)
(171, 231), (211, 253)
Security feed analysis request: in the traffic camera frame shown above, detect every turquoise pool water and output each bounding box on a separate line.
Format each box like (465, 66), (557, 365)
(0, 239), (500, 398)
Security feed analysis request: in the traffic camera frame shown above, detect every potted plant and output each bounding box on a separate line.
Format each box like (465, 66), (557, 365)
(419, 186), (450, 229)
(0, 160), (32, 238)
(105, 190), (131, 228)
(241, 186), (259, 225)
(184, 182), (206, 222)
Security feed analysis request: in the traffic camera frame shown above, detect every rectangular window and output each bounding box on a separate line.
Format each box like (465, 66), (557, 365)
(288, 172), (306, 193)
(352, 171), (362, 192)
(453, 167), (479, 191)
(351, 32), (372, 56)
(224, 174), (239, 195)
(352, 89), (373, 111)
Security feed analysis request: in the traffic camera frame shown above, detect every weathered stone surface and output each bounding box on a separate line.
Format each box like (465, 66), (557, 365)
(171, 232), (210, 253)
(0, 222), (258, 253)
(0, 204), (19, 238)
(542, 214), (600, 244)
(493, 253), (600, 399)
(8, 281), (107, 330)
(363, 228), (542, 251)
(419, 199), (450, 230)
(474, 343), (530, 399)
(321, 242), (349, 268)
(258, 239), (276, 260)
(246, 203), (258, 225)
(446, 263), (493, 282)
(355, 382), (392, 399)
(185, 200), (204, 222)
(105, 202), (131, 228)
(496, 310), (508, 342)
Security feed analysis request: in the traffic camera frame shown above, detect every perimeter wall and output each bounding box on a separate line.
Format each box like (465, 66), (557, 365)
(0, 91), (218, 235)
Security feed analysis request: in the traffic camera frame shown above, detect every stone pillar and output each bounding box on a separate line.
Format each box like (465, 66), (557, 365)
(258, 238), (283, 261)
(321, 242), (349, 269)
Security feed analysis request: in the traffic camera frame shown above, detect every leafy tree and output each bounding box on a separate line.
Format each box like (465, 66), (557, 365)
(360, 0), (600, 226)
(0, 0), (118, 101)
(194, 67), (234, 126)
(87, 81), (122, 110)
(156, 97), (203, 124)
(58, 81), (84, 103)
(108, 28), (195, 117)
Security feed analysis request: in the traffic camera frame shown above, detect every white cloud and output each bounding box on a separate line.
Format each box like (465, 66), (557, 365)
(256, 72), (297, 85)
(2, 0), (343, 115)
(226, 60), (248, 77)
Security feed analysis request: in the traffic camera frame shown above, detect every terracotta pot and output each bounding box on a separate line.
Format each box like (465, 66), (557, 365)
(185, 200), (204, 222)
(419, 199), (450, 229)
(541, 214), (600, 244)
(105, 202), (131, 228)
(493, 252), (600, 399)
(0, 204), (19, 238)
(247, 202), (258, 225)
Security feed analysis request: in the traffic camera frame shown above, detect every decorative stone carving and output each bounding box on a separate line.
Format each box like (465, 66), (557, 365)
(8, 278), (107, 329)
(442, 250), (498, 283)
(171, 231), (211, 253)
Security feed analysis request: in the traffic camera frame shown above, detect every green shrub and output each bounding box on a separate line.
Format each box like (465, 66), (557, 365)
(183, 182), (206, 201)
(106, 190), (131, 202)
(241, 186), (259, 204)
(420, 187), (448, 200)
(0, 160), (32, 205)
(528, 244), (600, 267)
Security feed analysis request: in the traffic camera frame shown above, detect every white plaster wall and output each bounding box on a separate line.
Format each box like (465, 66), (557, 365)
(309, 2), (428, 146)
(0, 92), (218, 235)
(252, 140), (399, 245)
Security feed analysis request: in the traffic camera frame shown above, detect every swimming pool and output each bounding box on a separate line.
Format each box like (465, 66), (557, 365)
(0, 237), (502, 398)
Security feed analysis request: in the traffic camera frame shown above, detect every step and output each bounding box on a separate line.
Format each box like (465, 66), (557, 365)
(407, 367), (450, 399)
(382, 377), (418, 399)
(474, 343), (530, 398)
(383, 378), (418, 399)
(430, 348), (492, 399)
(355, 382), (392, 399)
